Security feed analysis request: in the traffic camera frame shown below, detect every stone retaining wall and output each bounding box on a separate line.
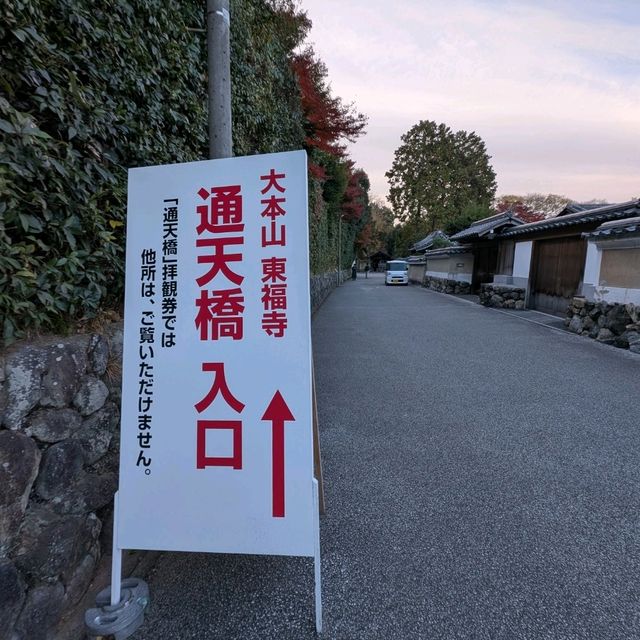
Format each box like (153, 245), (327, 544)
(0, 270), (345, 639)
(479, 283), (526, 309)
(423, 275), (471, 295)
(311, 269), (350, 313)
(566, 298), (640, 352)
(0, 325), (123, 640)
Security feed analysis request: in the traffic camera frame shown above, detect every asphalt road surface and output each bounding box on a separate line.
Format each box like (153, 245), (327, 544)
(136, 272), (640, 639)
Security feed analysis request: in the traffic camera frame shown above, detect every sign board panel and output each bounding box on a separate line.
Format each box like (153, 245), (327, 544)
(118, 150), (314, 557)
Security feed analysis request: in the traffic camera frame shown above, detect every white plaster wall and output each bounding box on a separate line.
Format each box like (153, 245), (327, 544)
(425, 270), (472, 283)
(513, 241), (533, 279)
(450, 272), (472, 283)
(582, 241), (602, 287)
(583, 237), (640, 302)
(593, 286), (640, 305)
(408, 263), (426, 283)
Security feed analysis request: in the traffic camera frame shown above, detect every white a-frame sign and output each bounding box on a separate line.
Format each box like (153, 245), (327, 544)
(114, 150), (321, 632)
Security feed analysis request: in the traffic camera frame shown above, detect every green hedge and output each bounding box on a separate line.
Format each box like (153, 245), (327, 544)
(0, 0), (362, 343)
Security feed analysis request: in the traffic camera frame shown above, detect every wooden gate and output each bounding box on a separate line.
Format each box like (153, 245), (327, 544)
(472, 245), (498, 292)
(530, 237), (587, 315)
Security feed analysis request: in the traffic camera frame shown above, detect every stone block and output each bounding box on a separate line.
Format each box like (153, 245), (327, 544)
(626, 331), (640, 351)
(3, 345), (46, 430)
(12, 581), (64, 640)
(89, 334), (110, 377)
(0, 431), (40, 511)
(0, 431), (41, 555)
(568, 316), (583, 334)
(614, 332), (630, 348)
(73, 376), (109, 416)
(0, 364), (6, 427)
(24, 407), (83, 443)
(78, 473), (118, 512)
(36, 437), (117, 514)
(596, 328), (615, 344)
(40, 337), (90, 408)
(36, 440), (85, 502)
(626, 303), (640, 324)
(13, 506), (101, 583)
(605, 305), (631, 335)
(62, 551), (97, 608)
(74, 402), (119, 464)
(0, 559), (26, 636)
(515, 301), (525, 310)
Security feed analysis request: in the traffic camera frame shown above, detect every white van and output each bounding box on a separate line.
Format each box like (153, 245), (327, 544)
(385, 260), (409, 286)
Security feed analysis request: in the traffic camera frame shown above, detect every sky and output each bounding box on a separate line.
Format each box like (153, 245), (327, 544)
(300, 0), (640, 204)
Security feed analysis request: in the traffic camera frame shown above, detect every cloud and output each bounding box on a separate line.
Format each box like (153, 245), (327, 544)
(301, 0), (640, 202)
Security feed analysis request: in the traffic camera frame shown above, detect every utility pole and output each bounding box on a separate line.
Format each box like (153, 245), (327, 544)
(207, 0), (232, 159)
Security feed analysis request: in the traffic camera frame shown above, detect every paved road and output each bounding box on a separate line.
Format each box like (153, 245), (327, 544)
(136, 272), (640, 639)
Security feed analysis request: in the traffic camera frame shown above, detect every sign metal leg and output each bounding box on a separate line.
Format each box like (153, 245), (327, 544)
(111, 491), (123, 606)
(313, 478), (323, 634)
(85, 491), (150, 639)
(312, 363), (326, 515)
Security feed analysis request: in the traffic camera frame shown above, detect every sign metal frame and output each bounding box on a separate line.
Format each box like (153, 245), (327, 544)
(110, 150), (322, 633)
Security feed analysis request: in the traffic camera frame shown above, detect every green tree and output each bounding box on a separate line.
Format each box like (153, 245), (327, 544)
(391, 218), (430, 257)
(445, 201), (492, 235)
(430, 235), (452, 249)
(386, 120), (497, 232)
(368, 198), (394, 250)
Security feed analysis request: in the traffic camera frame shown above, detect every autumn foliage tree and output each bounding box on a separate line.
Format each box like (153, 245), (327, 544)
(494, 194), (571, 220)
(292, 48), (367, 158)
(291, 45), (369, 271)
(341, 166), (367, 221)
(494, 199), (544, 223)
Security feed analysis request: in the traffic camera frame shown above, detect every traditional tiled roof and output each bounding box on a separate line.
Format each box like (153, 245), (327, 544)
(450, 211), (524, 241)
(501, 200), (640, 238)
(424, 244), (473, 258)
(409, 230), (449, 253)
(559, 203), (609, 216)
(584, 216), (640, 239)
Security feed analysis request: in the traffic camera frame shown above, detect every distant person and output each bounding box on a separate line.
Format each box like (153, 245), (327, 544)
(364, 264), (370, 278)
(351, 261), (357, 280)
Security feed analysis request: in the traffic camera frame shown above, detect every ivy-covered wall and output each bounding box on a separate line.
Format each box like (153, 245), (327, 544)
(1, 0), (366, 344)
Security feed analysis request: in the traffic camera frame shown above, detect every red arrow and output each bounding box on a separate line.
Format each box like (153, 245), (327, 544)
(261, 391), (295, 518)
